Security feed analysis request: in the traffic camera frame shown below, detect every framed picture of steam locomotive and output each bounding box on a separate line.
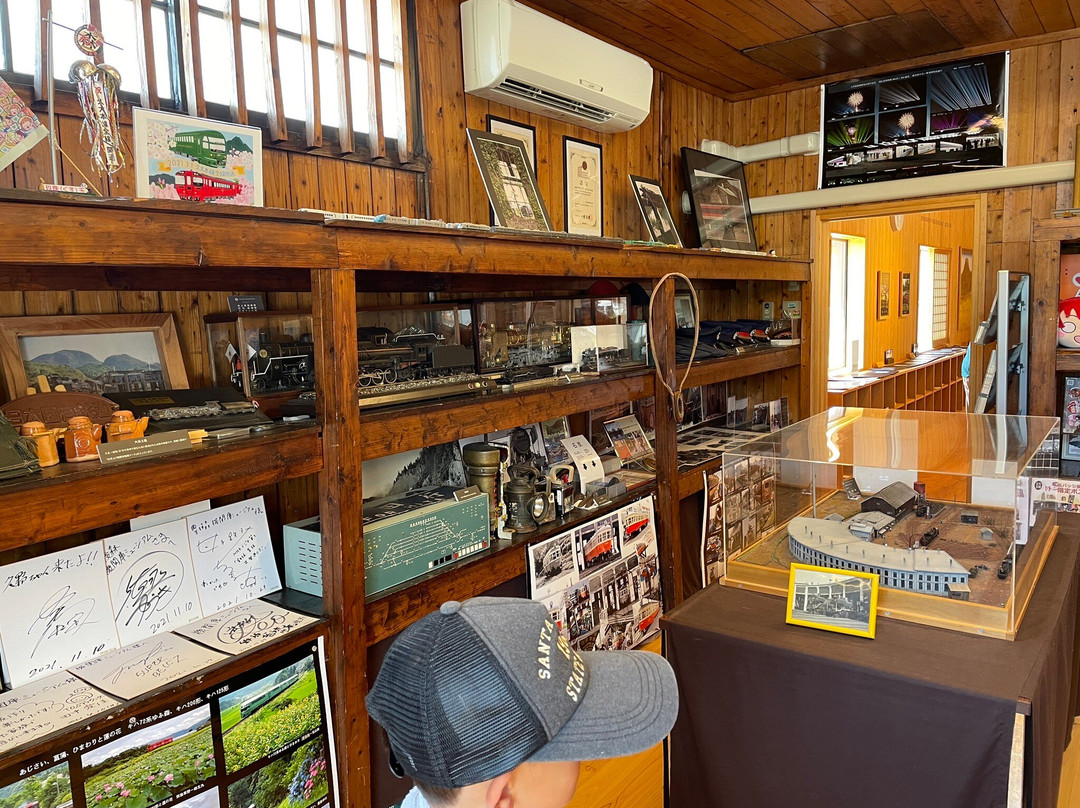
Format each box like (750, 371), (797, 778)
(133, 108), (263, 206)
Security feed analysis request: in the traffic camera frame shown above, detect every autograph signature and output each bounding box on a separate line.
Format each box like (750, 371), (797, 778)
(28, 587), (97, 658)
(118, 553), (181, 627)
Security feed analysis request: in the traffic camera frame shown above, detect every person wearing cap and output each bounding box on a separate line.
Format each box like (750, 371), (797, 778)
(366, 596), (679, 808)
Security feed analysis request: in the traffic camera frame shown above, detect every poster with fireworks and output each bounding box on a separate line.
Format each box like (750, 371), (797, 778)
(133, 108), (262, 207)
(0, 643), (337, 808)
(820, 53), (1007, 189)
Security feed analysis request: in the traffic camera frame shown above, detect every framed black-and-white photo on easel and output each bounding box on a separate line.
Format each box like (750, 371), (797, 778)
(563, 136), (602, 237)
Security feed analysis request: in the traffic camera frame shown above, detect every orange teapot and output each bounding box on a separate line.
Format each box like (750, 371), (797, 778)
(19, 421), (62, 467)
(65, 416), (103, 462)
(106, 410), (149, 442)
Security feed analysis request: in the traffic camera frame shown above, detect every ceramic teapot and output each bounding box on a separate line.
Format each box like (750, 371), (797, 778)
(106, 410), (149, 442)
(65, 416), (103, 462)
(19, 421), (62, 467)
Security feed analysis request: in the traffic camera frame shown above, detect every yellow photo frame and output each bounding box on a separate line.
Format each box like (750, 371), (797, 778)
(786, 563), (879, 639)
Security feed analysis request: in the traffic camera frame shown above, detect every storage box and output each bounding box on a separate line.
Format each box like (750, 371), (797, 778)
(284, 486), (491, 598)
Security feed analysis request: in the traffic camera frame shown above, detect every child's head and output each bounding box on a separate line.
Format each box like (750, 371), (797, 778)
(366, 597), (678, 808)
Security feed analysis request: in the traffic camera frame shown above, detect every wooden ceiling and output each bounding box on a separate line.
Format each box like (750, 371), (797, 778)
(524, 0), (1076, 98)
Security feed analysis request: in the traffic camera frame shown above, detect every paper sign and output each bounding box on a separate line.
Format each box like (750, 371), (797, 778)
(105, 521), (205, 645)
(560, 435), (605, 493)
(0, 543), (120, 688)
(71, 633), (227, 700)
(129, 499), (210, 531)
(0, 671), (119, 753)
(185, 496), (282, 614)
(175, 601), (316, 654)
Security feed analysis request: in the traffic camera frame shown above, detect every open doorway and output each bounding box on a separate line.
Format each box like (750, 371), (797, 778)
(811, 196), (986, 414)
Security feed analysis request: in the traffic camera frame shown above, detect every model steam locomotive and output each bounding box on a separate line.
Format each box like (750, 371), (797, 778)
(357, 325), (475, 387)
(240, 334), (317, 394)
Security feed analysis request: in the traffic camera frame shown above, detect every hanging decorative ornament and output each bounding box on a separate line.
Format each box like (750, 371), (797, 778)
(68, 25), (127, 175)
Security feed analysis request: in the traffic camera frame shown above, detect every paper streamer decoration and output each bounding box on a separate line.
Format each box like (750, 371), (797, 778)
(0, 77), (47, 173)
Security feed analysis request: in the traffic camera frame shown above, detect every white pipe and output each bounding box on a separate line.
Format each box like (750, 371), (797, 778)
(701, 133), (820, 163)
(749, 160), (1074, 214)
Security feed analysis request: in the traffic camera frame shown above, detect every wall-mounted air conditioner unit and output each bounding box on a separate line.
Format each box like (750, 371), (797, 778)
(461, 0), (653, 133)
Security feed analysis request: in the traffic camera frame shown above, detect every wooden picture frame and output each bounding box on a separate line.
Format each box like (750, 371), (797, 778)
(563, 136), (603, 237)
(786, 562), (879, 639)
(877, 271), (891, 319)
(0, 314), (189, 400)
(467, 128), (551, 232)
(680, 146), (757, 251)
(900, 271), (912, 317)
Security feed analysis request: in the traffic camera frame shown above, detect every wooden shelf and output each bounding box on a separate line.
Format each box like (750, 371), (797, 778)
(363, 483), (656, 645)
(1058, 349), (1080, 373)
(333, 222), (810, 282)
(677, 457), (724, 499)
(0, 607), (326, 774)
(357, 370), (655, 459)
(0, 426), (322, 547)
(680, 345), (801, 388)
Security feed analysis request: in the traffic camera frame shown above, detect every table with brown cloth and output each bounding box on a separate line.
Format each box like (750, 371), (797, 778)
(663, 521), (1080, 808)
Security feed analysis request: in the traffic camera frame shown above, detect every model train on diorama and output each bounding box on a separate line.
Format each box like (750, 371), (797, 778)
(357, 326), (475, 386)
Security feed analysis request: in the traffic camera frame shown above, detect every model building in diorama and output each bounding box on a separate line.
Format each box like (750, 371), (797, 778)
(719, 408), (1061, 639)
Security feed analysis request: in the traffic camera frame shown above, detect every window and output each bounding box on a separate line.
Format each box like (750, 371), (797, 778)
(932, 250), (950, 345)
(0, 0), (416, 163)
(828, 234), (866, 374)
(918, 246), (951, 351)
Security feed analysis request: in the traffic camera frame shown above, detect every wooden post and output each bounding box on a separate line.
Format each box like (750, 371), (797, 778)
(651, 278), (684, 607)
(311, 267), (370, 808)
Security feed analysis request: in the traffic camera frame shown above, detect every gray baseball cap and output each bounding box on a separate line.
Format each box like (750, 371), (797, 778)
(366, 596), (678, 788)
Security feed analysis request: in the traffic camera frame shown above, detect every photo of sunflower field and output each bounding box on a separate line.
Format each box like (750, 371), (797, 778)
(226, 738), (329, 808)
(81, 707), (216, 808)
(0, 762), (72, 808)
(220, 657), (322, 774)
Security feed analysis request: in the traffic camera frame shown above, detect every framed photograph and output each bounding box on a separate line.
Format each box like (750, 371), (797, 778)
(0, 313), (189, 400)
(786, 563), (879, 639)
(133, 108), (263, 206)
(957, 247), (973, 333)
(563, 136), (603, 237)
(900, 271), (912, 316)
(487, 115), (536, 169)
(629, 174), (682, 247)
(877, 271), (891, 319)
(680, 147), (756, 251)
(467, 128), (551, 232)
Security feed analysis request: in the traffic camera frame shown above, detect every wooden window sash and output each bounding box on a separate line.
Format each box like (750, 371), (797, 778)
(132, 0), (159, 108)
(299, 0), (322, 148)
(332, 0), (353, 153)
(258, 0), (287, 141)
(360, 0), (385, 158)
(223, 0), (246, 123)
(178, 0), (206, 117)
(388, 0), (412, 163)
(34, 0), (51, 100)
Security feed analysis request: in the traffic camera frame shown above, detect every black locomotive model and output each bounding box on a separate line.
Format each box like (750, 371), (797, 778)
(918, 527), (939, 547)
(357, 325), (475, 387)
(241, 333), (316, 394)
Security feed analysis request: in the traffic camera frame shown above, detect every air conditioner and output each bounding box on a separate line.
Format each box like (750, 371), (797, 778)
(461, 0), (653, 133)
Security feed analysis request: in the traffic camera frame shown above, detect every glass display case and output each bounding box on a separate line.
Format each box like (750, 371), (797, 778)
(356, 302), (492, 407)
(205, 311), (315, 399)
(720, 407), (1060, 639)
(475, 296), (632, 376)
(572, 322), (649, 372)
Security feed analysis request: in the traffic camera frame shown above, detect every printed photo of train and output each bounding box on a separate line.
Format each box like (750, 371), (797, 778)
(134, 108), (261, 207)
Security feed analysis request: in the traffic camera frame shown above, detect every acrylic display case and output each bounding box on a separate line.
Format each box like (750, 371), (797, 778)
(475, 296), (632, 375)
(721, 407), (1060, 639)
(356, 302), (492, 407)
(205, 311), (315, 400)
(572, 322), (649, 372)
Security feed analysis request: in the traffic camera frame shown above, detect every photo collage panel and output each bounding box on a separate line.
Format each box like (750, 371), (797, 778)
(719, 453), (777, 560)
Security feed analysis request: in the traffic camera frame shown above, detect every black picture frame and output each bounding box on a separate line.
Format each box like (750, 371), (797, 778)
(467, 128), (552, 232)
(628, 174), (682, 247)
(680, 147), (757, 251)
(562, 135), (603, 237)
(486, 115), (537, 168)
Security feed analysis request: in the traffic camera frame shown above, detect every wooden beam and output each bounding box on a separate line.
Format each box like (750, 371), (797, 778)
(300, 0), (323, 148)
(333, 0), (354, 153)
(178, 0), (206, 117)
(86, 0), (102, 46)
(259, 0), (288, 141)
(361, 0), (387, 158)
(132, 0), (159, 108)
(224, 0), (248, 124)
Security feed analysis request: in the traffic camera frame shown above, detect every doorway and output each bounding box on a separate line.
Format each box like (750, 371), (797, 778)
(811, 195), (987, 414)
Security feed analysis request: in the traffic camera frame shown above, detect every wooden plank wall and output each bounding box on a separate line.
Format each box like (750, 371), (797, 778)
(725, 37), (1080, 415)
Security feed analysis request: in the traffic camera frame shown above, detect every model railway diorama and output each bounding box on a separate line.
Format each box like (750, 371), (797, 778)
(720, 408), (1061, 639)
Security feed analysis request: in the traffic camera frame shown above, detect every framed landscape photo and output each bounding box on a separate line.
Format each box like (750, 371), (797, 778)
(0, 313), (189, 400)
(629, 174), (682, 246)
(563, 136), (603, 237)
(680, 147), (756, 251)
(133, 108), (263, 207)
(467, 128), (552, 232)
(786, 563), (879, 639)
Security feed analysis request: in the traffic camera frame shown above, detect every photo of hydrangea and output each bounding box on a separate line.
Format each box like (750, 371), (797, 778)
(0, 762), (72, 808)
(226, 738), (329, 808)
(219, 657), (322, 774)
(81, 706), (216, 808)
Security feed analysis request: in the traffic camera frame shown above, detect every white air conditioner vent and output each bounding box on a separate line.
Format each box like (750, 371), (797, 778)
(493, 79), (615, 124)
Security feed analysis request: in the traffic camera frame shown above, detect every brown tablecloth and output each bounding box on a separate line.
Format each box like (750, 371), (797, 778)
(663, 520), (1080, 808)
